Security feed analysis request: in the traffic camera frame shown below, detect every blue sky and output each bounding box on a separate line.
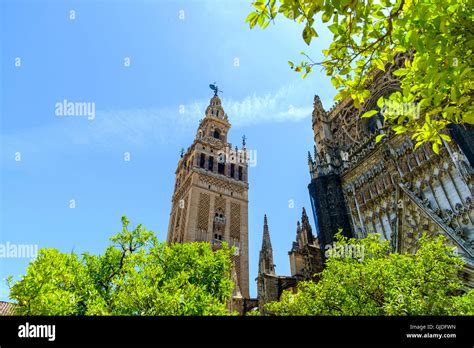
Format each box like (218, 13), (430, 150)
(0, 0), (336, 300)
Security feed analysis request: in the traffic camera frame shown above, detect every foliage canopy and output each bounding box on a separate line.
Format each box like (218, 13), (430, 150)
(8, 216), (235, 315)
(247, 0), (474, 152)
(265, 233), (474, 315)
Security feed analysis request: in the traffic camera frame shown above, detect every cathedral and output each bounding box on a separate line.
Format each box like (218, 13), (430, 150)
(168, 60), (473, 313)
(257, 55), (474, 309)
(166, 90), (250, 302)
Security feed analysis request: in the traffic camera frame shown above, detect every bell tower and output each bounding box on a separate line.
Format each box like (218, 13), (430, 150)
(167, 88), (250, 298)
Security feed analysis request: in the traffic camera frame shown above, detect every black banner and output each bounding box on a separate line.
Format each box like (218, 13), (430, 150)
(0, 316), (472, 346)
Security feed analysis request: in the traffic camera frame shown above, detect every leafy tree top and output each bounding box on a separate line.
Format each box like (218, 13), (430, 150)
(265, 232), (474, 315)
(247, 0), (473, 153)
(8, 216), (235, 316)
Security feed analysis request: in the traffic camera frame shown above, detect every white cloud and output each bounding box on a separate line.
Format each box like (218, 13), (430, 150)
(220, 84), (314, 126)
(0, 83), (316, 162)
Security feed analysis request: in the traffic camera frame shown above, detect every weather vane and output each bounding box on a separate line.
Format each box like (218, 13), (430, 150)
(209, 82), (223, 96)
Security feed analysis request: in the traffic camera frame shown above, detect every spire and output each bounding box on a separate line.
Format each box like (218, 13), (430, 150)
(196, 85), (231, 142)
(204, 84), (227, 122)
(259, 214), (275, 275)
(301, 207), (314, 245)
(313, 95), (326, 122)
(204, 95), (227, 121)
(308, 151), (315, 175)
(302, 207), (308, 220)
(262, 214), (271, 249)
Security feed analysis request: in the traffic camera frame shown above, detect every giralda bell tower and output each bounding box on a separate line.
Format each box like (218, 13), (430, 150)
(166, 86), (249, 298)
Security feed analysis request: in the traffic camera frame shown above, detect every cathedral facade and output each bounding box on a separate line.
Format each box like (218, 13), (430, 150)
(167, 92), (250, 299)
(257, 55), (474, 309)
(307, 56), (474, 286)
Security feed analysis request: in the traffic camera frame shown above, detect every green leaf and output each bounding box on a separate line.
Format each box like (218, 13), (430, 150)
(253, 1), (266, 11)
(393, 68), (408, 77)
(392, 125), (408, 134)
(440, 134), (451, 141)
(374, 58), (385, 72)
(322, 11), (331, 23)
(361, 110), (378, 118)
(245, 12), (257, 23)
(328, 23), (339, 35)
(377, 96), (385, 109)
(302, 26), (312, 45)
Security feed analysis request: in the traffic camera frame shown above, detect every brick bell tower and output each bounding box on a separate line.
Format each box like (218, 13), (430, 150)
(166, 86), (250, 299)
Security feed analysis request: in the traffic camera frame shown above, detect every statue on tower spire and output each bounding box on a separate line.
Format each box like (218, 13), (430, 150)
(209, 82), (223, 97)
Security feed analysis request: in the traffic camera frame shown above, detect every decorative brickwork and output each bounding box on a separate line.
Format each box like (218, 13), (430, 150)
(230, 202), (241, 240)
(178, 195), (188, 243)
(167, 93), (250, 299)
(215, 196), (226, 214)
(197, 193), (210, 232)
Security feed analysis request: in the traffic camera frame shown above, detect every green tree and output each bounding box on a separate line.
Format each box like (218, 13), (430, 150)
(265, 233), (474, 315)
(246, 0), (473, 152)
(7, 216), (235, 315)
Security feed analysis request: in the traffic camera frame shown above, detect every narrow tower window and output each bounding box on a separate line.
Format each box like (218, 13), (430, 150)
(200, 153), (205, 168)
(208, 156), (214, 171)
(218, 162), (225, 175)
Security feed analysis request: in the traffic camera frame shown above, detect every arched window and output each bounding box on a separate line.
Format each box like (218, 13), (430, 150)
(213, 129), (220, 139)
(199, 153), (205, 168)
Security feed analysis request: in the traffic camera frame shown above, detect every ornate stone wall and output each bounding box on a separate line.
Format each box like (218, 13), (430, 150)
(307, 62), (474, 287)
(308, 174), (353, 252)
(256, 58), (474, 312)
